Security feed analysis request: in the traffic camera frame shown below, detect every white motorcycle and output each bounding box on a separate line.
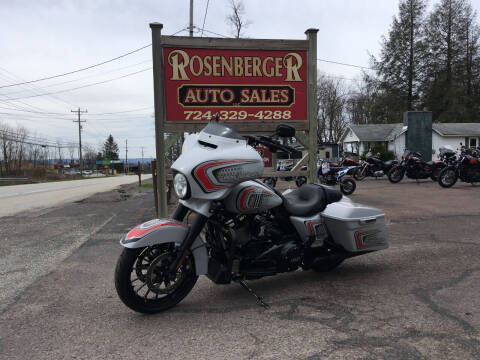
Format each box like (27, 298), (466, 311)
(115, 121), (388, 313)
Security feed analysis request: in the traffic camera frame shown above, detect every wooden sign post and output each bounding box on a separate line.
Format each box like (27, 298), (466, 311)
(150, 23), (318, 217)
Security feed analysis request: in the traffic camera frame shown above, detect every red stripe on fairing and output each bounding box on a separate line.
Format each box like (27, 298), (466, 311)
(238, 187), (256, 211)
(126, 222), (186, 240)
(306, 221), (315, 236)
(194, 160), (245, 191)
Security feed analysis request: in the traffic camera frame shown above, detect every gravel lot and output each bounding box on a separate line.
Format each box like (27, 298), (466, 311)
(1, 178), (479, 359)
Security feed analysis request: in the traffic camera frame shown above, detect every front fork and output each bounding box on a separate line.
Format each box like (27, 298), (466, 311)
(169, 204), (208, 272)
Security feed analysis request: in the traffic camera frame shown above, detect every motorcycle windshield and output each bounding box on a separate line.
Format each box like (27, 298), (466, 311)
(202, 122), (244, 141)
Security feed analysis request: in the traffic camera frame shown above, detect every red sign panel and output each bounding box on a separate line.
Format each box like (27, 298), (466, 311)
(163, 48), (307, 123)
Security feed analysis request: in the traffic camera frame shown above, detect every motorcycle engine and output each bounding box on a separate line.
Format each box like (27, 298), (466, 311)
(233, 215), (303, 275)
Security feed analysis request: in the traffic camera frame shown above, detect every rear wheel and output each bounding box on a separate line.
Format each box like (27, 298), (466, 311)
(340, 178), (356, 195)
(114, 245), (198, 314)
(438, 168), (457, 188)
(353, 166), (367, 181)
(388, 166), (405, 183)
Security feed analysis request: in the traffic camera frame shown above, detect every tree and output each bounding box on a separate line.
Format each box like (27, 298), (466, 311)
(226, 0), (251, 38)
(422, 0), (479, 122)
(373, 0), (427, 112)
(317, 74), (350, 144)
(103, 135), (119, 160)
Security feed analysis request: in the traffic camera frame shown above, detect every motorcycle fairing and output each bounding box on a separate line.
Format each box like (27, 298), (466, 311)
(120, 219), (208, 275)
(171, 127), (263, 200)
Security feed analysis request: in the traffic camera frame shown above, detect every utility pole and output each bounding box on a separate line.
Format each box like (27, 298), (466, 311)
(140, 146), (145, 172)
(125, 139), (128, 175)
(189, 0), (194, 37)
(71, 108), (87, 175)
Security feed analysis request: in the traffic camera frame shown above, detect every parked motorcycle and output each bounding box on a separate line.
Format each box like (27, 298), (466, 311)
(114, 121), (388, 313)
(317, 161), (357, 195)
(438, 146), (480, 187)
(438, 146), (457, 166)
(354, 153), (398, 181)
(328, 155), (359, 175)
(387, 149), (446, 183)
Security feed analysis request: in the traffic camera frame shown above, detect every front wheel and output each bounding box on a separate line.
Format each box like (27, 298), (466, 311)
(340, 178), (356, 195)
(438, 168), (458, 188)
(353, 166), (367, 181)
(388, 166), (405, 183)
(114, 245), (198, 314)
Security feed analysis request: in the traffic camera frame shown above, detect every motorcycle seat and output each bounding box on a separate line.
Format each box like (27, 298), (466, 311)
(283, 184), (342, 217)
(426, 161), (434, 166)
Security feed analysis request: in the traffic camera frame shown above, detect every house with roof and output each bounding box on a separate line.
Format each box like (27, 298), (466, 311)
(340, 120), (480, 160)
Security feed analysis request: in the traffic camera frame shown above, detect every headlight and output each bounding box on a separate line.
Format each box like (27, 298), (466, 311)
(174, 173), (190, 199)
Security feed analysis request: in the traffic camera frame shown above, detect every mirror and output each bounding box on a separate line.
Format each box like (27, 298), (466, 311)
(276, 124), (295, 138)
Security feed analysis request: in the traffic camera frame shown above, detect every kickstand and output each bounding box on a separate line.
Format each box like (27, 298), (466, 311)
(238, 280), (270, 309)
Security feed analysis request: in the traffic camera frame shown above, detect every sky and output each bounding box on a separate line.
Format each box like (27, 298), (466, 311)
(1, 0), (479, 159)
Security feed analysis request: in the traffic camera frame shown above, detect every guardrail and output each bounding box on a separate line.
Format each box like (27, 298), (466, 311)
(0, 177), (34, 185)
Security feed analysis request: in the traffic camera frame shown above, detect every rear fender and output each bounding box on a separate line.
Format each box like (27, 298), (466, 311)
(119, 219), (208, 275)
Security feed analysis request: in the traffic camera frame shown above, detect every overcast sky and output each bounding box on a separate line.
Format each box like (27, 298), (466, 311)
(1, 0), (479, 158)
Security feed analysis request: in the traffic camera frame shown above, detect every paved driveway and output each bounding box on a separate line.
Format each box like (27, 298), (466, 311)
(1, 178), (479, 359)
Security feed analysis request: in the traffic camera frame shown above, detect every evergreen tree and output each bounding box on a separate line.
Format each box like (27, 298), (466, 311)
(373, 0), (427, 115)
(422, 0), (478, 122)
(103, 135), (119, 160)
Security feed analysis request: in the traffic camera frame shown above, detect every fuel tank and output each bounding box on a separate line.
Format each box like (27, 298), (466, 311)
(224, 180), (283, 214)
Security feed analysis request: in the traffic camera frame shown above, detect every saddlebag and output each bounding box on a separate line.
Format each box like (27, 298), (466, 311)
(321, 199), (388, 252)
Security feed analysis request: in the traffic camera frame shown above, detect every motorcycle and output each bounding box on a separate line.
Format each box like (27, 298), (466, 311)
(317, 160), (357, 195)
(114, 121), (388, 313)
(438, 146), (480, 188)
(387, 149), (446, 183)
(353, 153), (398, 181)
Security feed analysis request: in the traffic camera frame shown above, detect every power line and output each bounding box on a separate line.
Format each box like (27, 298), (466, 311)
(2, 68), (152, 101)
(0, 44), (152, 90)
(317, 58), (373, 70)
(0, 59), (152, 96)
(201, 0), (211, 37)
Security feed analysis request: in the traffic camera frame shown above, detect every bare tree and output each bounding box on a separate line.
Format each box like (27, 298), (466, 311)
(226, 0), (251, 38)
(317, 74), (350, 144)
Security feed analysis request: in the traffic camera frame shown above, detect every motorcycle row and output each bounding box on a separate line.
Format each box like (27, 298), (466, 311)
(352, 145), (480, 188)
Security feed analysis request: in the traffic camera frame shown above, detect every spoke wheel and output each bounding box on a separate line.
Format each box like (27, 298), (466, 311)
(438, 168), (457, 188)
(388, 167), (404, 183)
(115, 245), (198, 314)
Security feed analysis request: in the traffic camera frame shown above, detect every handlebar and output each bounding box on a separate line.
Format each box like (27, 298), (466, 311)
(247, 135), (296, 154)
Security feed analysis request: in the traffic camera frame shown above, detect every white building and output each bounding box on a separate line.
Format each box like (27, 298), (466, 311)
(340, 123), (480, 160)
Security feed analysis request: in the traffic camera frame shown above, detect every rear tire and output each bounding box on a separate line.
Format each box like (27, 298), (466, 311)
(340, 178), (356, 195)
(438, 168), (457, 188)
(263, 177), (277, 188)
(388, 166), (404, 183)
(115, 246), (198, 314)
(353, 167), (367, 181)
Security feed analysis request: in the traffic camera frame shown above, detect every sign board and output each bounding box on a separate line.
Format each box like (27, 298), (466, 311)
(150, 23), (318, 217)
(163, 48), (307, 125)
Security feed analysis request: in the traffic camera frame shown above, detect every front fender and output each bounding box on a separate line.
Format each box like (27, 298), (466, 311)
(119, 219), (208, 275)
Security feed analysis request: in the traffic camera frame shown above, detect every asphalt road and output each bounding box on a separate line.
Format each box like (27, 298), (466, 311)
(0, 174), (151, 217)
(1, 178), (480, 359)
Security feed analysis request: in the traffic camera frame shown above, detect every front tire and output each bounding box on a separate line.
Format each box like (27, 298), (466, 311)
(340, 178), (356, 195)
(438, 168), (458, 188)
(388, 166), (405, 183)
(115, 246), (198, 314)
(353, 167), (367, 181)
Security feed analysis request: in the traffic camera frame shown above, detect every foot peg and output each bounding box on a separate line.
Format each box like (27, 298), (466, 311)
(238, 280), (270, 309)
